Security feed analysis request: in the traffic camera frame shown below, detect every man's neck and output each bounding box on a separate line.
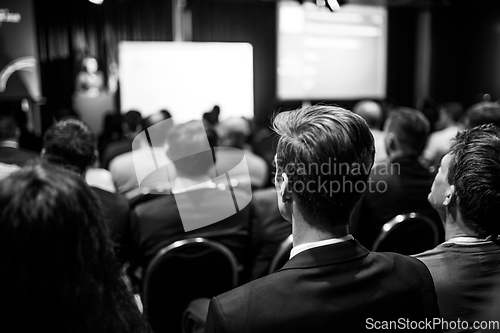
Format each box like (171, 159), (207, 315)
(444, 215), (479, 241)
(292, 216), (349, 246)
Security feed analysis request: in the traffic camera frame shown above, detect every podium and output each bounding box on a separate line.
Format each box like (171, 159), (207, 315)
(72, 91), (115, 135)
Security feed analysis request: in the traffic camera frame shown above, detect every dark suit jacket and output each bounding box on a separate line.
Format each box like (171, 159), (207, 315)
(351, 155), (443, 249)
(92, 187), (131, 263)
(131, 189), (250, 270)
(0, 146), (38, 166)
(205, 240), (440, 333)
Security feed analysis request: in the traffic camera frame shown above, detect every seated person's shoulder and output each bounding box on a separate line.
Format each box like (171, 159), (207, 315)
(370, 250), (435, 283)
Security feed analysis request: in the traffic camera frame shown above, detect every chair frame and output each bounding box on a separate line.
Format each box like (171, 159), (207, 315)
(142, 237), (239, 319)
(371, 212), (440, 252)
(268, 234), (293, 274)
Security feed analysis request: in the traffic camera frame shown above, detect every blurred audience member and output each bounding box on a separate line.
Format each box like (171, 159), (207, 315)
(418, 97), (440, 133)
(352, 107), (442, 249)
(98, 113), (123, 163)
(415, 124), (500, 331)
(203, 105), (220, 127)
(102, 110), (143, 169)
(462, 101), (500, 129)
(130, 120), (250, 271)
(42, 118), (131, 263)
(216, 117), (268, 189)
(110, 111), (176, 197)
(353, 100), (387, 163)
(423, 102), (464, 169)
(0, 114), (38, 169)
(205, 105), (440, 333)
(0, 162), (149, 333)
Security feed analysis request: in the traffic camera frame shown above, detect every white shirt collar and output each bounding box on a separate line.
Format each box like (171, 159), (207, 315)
(443, 235), (496, 245)
(290, 234), (354, 259)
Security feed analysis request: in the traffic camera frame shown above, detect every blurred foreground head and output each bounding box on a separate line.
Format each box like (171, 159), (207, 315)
(0, 162), (148, 333)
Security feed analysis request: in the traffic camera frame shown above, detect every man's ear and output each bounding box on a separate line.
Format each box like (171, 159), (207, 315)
(279, 173), (292, 203)
(384, 132), (396, 154)
(443, 184), (456, 206)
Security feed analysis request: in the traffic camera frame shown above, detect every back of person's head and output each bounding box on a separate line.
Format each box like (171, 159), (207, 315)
(0, 114), (19, 141)
(447, 124), (500, 239)
(440, 101), (464, 124)
(0, 162), (147, 333)
(352, 100), (384, 129)
(141, 110), (174, 147)
(384, 107), (430, 156)
(216, 117), (251, 148)
(167, 120), (218, 178)
(43, 118), (96, 174)
(273, 105), (374, 232)
(122, 110), (143, 135)
(463, 101), (500, 129)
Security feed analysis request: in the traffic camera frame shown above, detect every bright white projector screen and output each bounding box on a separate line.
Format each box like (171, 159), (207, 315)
(277, 2), (387, 100)
(119, 42), (254, 122)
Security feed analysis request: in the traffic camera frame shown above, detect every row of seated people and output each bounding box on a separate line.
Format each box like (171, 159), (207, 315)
(1, 102), (500, 332)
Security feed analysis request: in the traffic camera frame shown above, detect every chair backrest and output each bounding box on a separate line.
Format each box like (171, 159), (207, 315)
(268, 234), (293, 274)
(142, 237), (239, 333)
(372, 212), (440, 255)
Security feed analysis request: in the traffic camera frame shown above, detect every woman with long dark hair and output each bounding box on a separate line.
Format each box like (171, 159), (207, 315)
(0, 162), (149, 333)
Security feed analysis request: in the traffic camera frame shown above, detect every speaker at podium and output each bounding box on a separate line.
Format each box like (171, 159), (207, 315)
(72, 57), (115, 135)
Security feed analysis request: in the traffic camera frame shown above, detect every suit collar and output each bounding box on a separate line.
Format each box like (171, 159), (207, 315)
(279, 239), (369, 270)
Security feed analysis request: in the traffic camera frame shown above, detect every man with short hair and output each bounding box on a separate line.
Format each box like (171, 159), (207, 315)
(110, 111), (176, 197)
(42, 119), (131, 263)
(204, 105), (440, 333)
(102, 110), (143, 169)
(351, 107), (442, 249)
(130, 120), (250, 271)
(462, 101), (500, 129)
(415, 124), (500, 331)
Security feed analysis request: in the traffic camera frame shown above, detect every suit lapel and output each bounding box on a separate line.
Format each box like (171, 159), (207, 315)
(278, 239), (369, 271)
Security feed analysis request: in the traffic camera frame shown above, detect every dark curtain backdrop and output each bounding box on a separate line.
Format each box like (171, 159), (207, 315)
(430, 0), (500, 107)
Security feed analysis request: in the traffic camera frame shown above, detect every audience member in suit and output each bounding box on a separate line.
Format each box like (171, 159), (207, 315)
(42, 119), (132, 263)
(249, 187), (291, 280)
(102, 110), (143, 169)
(351, 107), (442, 249)
(415, 124), (500, 331)
(0, 114), (38, 167)
(130, 120), (250, 272)
(110, 111), (176, 197)
(0, 162), (149, 333)
(215, 117), (268, 189)
(352, 100), (387, 163)
(462, 100), (500, 129)
(204, 105), (440, 333)
(423, 102), (465, 170)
